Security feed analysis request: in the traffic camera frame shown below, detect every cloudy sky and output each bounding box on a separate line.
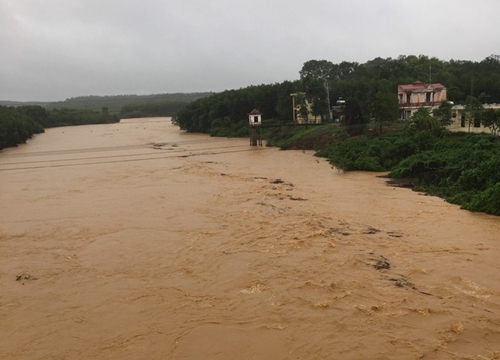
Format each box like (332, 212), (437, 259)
(1, 0), (499, 101)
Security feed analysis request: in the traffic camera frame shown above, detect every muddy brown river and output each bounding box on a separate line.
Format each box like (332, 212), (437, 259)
(1, 117), (500, 359)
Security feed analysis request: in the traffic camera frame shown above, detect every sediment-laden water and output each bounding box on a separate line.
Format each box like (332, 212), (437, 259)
(1, 117), (499, 359)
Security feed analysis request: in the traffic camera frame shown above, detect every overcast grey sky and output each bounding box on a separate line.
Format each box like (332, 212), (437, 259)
(1, 0), (499, 101)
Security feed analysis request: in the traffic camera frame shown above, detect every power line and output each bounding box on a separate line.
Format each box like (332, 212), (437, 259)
(1, 143), (248, 166)
(0, 137), (239, 158)
(0, 145), (267, 172)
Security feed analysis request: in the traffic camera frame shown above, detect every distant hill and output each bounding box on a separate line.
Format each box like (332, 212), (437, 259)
(0, 101), (47, 107)
(0, 92), (212, 114)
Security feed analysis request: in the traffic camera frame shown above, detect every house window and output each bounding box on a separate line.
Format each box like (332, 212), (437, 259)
(406, 94), (411, 103)
(461, 114), (465, 127)
(474, 117), (481, 127)
(426, 93), (431, 103)
(399, 94), (403, 103)
(254, 116), (259, 123)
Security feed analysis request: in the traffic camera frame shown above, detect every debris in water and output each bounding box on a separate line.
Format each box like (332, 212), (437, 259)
(364, 227), (380, 234)
(16, 273), (38, 283)
(374, 257), (391, 270)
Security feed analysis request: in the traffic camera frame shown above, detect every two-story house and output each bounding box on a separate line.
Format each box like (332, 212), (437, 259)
(398, 81), (447, 119)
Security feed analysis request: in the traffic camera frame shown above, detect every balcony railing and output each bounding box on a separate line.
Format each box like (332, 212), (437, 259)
(399, 101), (441, 108)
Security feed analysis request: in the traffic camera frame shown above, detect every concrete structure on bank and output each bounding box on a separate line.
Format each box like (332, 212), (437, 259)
(290, 92), (321, 124)
(448, 104), (500, 134)
(398, 81), (447, 119)
(397, 81), (500, 135)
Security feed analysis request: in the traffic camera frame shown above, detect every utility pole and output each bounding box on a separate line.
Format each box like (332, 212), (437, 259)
(323, 79), (332, 121)
(429, 62), (432, 85)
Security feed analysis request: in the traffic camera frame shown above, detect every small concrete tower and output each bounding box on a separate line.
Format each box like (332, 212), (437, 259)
(248, 109), (262, 146)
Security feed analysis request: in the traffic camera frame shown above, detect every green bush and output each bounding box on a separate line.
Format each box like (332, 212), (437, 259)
(463, 183), (500, 215)
(323, 129), (500, 215)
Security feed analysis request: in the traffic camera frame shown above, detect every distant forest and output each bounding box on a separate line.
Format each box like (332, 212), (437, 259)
(0, 92), (212, 149)
(175, 54), (500, 135)
(0, 92), (211, 115)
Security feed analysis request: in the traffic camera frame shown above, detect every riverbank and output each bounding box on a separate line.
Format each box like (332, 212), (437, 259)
(265, 124), (500, 216)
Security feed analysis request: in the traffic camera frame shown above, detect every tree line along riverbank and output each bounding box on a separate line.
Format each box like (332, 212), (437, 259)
(0, 105), (120, 150)
(0, 92), (211, 150)
(0, 102), (200, 150)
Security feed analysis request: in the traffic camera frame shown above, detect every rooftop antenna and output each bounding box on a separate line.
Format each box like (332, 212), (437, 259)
(429, 61), (432, 85)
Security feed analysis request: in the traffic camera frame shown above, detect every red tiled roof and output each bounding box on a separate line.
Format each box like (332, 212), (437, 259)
(249, 109), (261, 115)
(399, 81), (445, 91)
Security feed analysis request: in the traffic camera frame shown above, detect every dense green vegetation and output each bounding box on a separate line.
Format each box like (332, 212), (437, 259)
(266, 124), (347, 150)
(44, 93), (210, 115)
(264, 100), (500, 215)
(119, 101), (188, 119)
(263, 110), (500, 215)
(174, 82), (297, 134)
(0, 106), (44, 150)
(321, 127), (500, 215)
(15, 105), (120, 128)
(46, 108), (120, 127)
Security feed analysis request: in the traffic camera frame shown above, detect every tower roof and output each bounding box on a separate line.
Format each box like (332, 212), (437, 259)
(248, 109), (261, 115)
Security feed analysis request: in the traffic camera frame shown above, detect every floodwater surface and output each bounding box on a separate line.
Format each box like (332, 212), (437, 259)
(1, 118), (500, 359)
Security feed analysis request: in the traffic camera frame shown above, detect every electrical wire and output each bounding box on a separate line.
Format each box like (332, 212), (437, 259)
(0, 143), (267, 172)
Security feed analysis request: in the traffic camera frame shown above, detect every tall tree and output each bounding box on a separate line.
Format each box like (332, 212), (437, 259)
(410, 107), (439, 131)
(481, 108), (500, 136)
(343, 97), (367, 136)
(299, 60), (335, 81)
(432, 100), (454, 127)
(464, 96), (484, 132)
(305, 80), (329, 122)
(275, 81), (298, 120)
(333, 61), (359, 81)
(372, 91), (400, 134)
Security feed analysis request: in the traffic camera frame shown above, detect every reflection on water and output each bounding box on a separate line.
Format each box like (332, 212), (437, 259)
(1, 118), (500, 359)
